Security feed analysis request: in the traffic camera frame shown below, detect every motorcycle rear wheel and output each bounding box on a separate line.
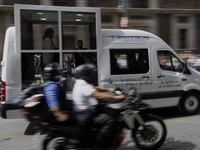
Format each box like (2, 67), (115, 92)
(42, 133), (68, 150)
(132, 114), (167, 150)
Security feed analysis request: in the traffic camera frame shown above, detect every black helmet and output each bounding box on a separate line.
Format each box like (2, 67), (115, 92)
(43, 63), (62, 81)
(74, 64), (96, 84)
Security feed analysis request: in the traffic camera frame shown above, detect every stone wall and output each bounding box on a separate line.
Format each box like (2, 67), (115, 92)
(159, 0), (200, 9)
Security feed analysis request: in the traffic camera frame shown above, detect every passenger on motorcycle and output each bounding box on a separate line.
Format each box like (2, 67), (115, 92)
(43, 63), (71, 122)
(72, 64), (126, 149)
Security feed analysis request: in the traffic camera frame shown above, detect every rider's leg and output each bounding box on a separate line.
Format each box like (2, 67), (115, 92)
(75, 110), (94, 140)
(94, 113), (115, 148)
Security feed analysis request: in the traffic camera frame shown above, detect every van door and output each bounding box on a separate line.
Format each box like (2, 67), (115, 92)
(109, 46), (157, 107)
(154, 50), (187, 107)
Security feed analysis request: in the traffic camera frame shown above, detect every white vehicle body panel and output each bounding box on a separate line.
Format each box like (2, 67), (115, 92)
(2, 27), (21, 102)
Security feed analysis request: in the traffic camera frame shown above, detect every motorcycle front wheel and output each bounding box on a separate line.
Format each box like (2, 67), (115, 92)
(132, 114), (167, 150)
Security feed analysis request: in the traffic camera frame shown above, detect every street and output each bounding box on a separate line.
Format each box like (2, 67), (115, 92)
(0, 108), (200, 150)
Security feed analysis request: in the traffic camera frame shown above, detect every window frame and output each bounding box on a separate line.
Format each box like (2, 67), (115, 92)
(15, 4), (101, 90)
(110, 48), (149, 75)
(15, 4), (101, 67)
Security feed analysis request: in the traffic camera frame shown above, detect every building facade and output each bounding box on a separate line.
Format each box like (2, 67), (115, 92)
(0, 0), (200, 59)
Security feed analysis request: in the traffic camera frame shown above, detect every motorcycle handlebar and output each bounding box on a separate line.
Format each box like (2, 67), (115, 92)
(112, 86), (141, 103)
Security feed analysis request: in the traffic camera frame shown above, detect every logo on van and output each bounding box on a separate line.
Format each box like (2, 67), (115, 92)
(109, 36), (150, 42)
(158, 80), (181, 89)
(111, 81), (153, 91)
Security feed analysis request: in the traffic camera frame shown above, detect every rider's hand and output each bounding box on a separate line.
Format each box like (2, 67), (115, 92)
(61, 77), (67, 82)
(50, 106), (69, 122)
(107, 88), (116, 93)
(114, 95), (126, 100)
(56, 113), (69, 122)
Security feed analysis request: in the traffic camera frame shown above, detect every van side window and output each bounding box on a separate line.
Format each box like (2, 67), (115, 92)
(21, 53), (59, 90)
(62, 12), (96, 50)
(21, 52), (98, 90)
(20, 10), (97, 50)
(21, 10), (59, 50)
(158, 51), (182, 72)
(63, 52), (98, 87)
(110, 49), (149, 75)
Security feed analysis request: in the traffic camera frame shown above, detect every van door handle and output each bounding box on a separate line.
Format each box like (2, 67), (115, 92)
(182, 78), (187, 81)
(142, 76), (149, 80)
(157, 75), (165, 79)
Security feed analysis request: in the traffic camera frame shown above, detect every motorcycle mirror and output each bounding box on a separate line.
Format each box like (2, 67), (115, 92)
(128, 89), (135, 96)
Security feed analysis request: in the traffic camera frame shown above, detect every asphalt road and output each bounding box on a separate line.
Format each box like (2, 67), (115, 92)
(0, 107), (200, 150)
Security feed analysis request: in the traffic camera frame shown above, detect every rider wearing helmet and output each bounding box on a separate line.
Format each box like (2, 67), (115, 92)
(43, 63), (70, 122)
(72, 64), (125, 149)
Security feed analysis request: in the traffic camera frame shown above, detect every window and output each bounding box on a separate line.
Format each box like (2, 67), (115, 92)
(172, 55), (182, 72)
(20, 10), (98, 50)
(3, 0), (39, 5)
(131, 16), (149, 19)
(158, 51), (182, 72)
(179, 29), (187, 49)
(88, 0), (117, 7)
(17, 5), (100, 90)
(20, 8), (99, 51)
(178, 16), (188, 23)
(129, 0), (148, 8)
(62, 12), (96, 50)
(21, 53), (59, 89)
(21, 10), (59, 50)
(101, 15), (112, 23)
(110, 49), (149, 75)
(62, 52), (98, 87)
(54, 0), (75, 6)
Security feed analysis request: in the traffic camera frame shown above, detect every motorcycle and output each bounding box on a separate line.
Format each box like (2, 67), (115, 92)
(21, 86), (167, 150)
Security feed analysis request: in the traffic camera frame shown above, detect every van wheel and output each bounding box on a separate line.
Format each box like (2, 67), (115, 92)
(180, 92), (200, 115)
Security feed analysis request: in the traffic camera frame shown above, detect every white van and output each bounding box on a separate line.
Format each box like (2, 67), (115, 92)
(99, 29), (198, 116)
(1, 4), (200, 119)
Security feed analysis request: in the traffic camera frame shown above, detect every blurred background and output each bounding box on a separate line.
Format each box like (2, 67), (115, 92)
(1, 0), (200, 70)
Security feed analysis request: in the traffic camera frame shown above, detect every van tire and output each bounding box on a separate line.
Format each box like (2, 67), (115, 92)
(180, 92), (200, 115)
